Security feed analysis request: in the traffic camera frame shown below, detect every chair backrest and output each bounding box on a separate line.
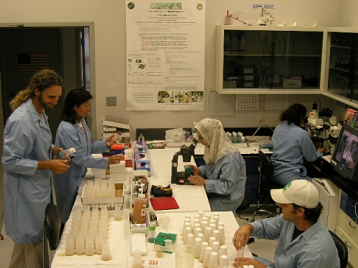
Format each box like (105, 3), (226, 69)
(329, 230), (348, 268)
(44, 203), (62, 250)
(258, 150), (274, 180)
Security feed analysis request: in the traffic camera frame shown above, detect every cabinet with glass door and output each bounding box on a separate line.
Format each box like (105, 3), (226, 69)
(325, 29), (358, 107)
(215, 25), (324, 94)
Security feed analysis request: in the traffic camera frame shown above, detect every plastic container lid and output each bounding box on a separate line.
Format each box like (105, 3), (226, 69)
(149, 226), (156, 231)
(68, 147), (76, 154)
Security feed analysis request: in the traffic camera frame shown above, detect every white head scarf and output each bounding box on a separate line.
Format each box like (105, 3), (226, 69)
(195, 118), (238, 164)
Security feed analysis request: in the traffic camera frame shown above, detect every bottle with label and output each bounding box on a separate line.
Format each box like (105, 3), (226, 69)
(59, 147), (76, 159)
(132, 194), (147, 224)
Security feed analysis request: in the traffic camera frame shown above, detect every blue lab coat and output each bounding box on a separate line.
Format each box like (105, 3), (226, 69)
(271, 121), (323, 186)
(53, 118), (109, 223)
(2, 99), (53, 244)
(199, 151), (246, 211)
(250, 215), (339, 268)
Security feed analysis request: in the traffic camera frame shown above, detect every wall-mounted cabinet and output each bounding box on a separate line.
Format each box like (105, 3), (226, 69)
(323, 28), (358, 108)
(215, 25), (325, 94)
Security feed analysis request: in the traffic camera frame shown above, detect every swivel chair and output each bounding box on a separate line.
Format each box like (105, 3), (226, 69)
(250, 150), (281, 222)
(43, 203), (62, 268)
(235, 195), (250, 221)
(329, 230), (348, 268)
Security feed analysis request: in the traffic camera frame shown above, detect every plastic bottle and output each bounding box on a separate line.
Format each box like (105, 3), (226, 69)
(59, 147), (76, 159)
(147, 224), (156, 243)
(232, 132), (238, 143)
(132, 194), (147, 224)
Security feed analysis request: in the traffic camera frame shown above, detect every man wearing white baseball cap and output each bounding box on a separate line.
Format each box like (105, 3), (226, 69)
(232, 180), (339, 268)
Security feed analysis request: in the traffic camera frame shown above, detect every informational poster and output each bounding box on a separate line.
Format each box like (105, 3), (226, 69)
(125, 1), (206, 111)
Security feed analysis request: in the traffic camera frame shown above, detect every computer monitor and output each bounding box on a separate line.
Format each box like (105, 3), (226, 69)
(330, 123), (358, 182)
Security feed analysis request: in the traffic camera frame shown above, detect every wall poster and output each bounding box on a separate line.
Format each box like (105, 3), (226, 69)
(125, 1), (206, 111)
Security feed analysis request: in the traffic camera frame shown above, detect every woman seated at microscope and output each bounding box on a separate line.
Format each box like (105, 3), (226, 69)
(188, 118), (247, 212)
(271, 103), (326, 186)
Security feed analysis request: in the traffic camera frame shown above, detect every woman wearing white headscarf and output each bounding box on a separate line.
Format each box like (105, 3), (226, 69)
(188, 118), (247, 211)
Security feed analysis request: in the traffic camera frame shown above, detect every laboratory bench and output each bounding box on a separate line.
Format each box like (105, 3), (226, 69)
(50, 143), (254, 267)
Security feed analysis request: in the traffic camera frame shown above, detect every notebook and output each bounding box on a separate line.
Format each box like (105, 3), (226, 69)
(150, 197), (180, 210)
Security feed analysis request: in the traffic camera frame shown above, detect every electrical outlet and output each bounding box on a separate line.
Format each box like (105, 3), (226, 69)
(258, 114), (264, 124)
(106, 96), (117, 106)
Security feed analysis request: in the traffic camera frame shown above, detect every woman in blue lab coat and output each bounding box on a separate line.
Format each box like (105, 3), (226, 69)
(188, 118), (247, 211)
(53, 88), (123, 224)
(271, 103), (326, 186)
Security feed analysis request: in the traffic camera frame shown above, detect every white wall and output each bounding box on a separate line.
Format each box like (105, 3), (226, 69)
(0, 0), (353, 139)
(339, 0), (358, 26)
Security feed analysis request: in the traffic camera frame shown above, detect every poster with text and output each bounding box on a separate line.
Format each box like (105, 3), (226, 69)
(126, 1), (205, 111)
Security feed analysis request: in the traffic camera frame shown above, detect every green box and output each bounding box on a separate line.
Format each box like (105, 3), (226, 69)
(154, 232), (177, 246)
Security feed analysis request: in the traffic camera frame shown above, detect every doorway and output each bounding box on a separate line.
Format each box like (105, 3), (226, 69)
(0, 23), (94, 235)
(0, 26), (91, 135)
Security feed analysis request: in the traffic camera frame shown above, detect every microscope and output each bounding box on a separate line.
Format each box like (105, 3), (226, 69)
(171, 141), (197, 185)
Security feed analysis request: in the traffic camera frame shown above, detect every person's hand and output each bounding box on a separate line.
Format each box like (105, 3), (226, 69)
(105, 134), (116, 148)
(52, 146), (63, 159)
(188, 174), (206, 186)
(317, 146), (326, 153)
(232, 224), (254, 250)
(233, 257), (267, 268)
(48, 159), (71, 174)
(108, 154), (124, 165)
(188, 164), (201, 175)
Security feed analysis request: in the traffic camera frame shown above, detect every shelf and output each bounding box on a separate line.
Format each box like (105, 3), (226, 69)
(331, 45), (351, 50)
(215, 25), (324, 94)
(102, 120), (130, 130)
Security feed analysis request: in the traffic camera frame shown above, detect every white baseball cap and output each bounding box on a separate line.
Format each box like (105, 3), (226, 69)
(270, 180), (319, 208)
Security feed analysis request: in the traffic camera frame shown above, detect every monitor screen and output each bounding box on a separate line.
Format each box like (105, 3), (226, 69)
(331, 123), (358, 181)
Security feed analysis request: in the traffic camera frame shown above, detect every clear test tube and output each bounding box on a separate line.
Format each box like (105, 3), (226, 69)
(65, 234), (75, 256)
(204, 227), (212, 242)
(183, 221), (191, 236)
(203, 246), (213, 268)
(201, 220), (209, 231)
(183, 226), (192, 243)
(208, 236), (217, 247)
(219, 245), (227, 256)
(186, 233), (195, 248)
(199, 242), (209, 263)
(219, 255), (228, 268)
(217, 226), (225, 245)
(194, 237), (202, 259)
(208, 252), (219, 268)
(236, 246), (245, 258)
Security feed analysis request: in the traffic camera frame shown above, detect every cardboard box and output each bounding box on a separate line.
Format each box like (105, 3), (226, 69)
(283, 77), (302, 88)
(81, 182), (124, 205)
(312, 178), (339, 231)
(128, 211), (149, 235)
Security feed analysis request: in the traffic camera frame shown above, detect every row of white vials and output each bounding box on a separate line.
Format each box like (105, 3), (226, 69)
(82, 178), (117, 198)
(64, 206), (112, 260)
(175, 211), (245, 268)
